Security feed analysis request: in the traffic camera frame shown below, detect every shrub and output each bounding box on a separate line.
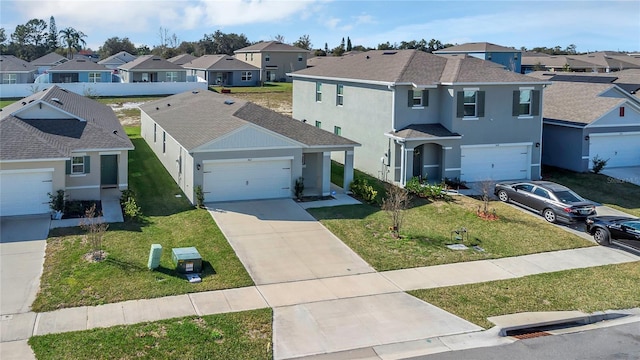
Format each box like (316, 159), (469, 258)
(120, 189), (142, 220)
(405, 177), (424, 195)
(294, 177), (304, 200)
(350, 178), (378, 204)
(194, 185), (205, 208)
(591, 155), (609, 174)
(48, 189), (66, 212)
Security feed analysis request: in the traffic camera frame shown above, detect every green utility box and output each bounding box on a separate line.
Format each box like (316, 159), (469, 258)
(147, 244), (162, 270)
(171, 247), (202, 273)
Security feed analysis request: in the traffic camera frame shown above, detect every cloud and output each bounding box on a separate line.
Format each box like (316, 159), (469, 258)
(325, 17), (341, 29)
(352, 13), (375, 25)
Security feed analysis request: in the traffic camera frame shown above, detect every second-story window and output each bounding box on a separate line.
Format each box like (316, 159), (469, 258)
(512, 89), (540, 117)
(315, 120), (322, 128)
(265, 53), (270, 62)
(334, 126), (341, 136)
(298, 53), (303, 62)
(336, 84), (344, 106)
(456, 90), (485, 118)
(519, 89), (531, 115)
(408, 89), (428, 107)
(316, 82), (322, 102)
(464, 90), (477, 117)
(88, 72), (101, 83)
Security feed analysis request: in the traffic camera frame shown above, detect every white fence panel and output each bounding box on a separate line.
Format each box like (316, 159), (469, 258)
(0, 81), (208, 98)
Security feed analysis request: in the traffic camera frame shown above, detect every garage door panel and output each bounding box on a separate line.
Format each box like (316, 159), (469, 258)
(461, 145), (530, 182)
(0, 171), (53, 216)
(589, 134), (640, 168)
(203, 159), (292, 202)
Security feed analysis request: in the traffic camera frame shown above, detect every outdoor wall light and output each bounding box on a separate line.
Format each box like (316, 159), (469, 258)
(584, 135), (590, 141)
(535, 142), (540, 148)
(196, 164), (201, 170)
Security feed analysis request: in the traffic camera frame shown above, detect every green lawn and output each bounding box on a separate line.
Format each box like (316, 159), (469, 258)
(29, 309), (273, 360)
(31, 126), (253, 312)
(543, 166), (640, 218)
(410, 262), (640, 329)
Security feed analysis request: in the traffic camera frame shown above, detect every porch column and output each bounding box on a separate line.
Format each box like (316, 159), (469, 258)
(343, 150), (354, 193)
(403, 147), (414, 186)
(322, 152), (331, 196)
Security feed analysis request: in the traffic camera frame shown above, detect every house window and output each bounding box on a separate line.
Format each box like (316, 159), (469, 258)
(142, 73), (149, 82)
(153, 123), (157, 143)
(71, 156), (85, 174)
(245, 54), (248, 61)
(2, 73), (17, 84)
(316, 82), (322, 102)
(250, 53), (253, 61)
(620, 107), (625, 117)
(336, 84), (344, 106)
(407, 89), (427, 107)
(512, 89), (540, 117)
(162, 131), (166, 154)
(241, 71), (252, 81)
(315, 120), (322, 128)
(519, 89), (532, 115)
(166, 72), (178, 82)
(334, 126), (341, 135)
(463, 91), (477, 117)
(88, 72), (101, 83)
(265, 53), (270, 62)
(298, 53), (303, 62)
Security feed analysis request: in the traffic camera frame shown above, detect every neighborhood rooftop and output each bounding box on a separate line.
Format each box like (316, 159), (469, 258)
(542, 81), (627, 125)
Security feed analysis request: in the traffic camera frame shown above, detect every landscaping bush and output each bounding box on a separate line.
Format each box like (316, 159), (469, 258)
(405, 177), (450, 201)
(350, 178), (378, 204)
(194, 185), (205, 208)
(120, 189), (142, 220)
(591, 155), (609, 174)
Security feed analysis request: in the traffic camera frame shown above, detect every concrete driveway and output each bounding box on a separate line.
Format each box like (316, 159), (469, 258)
(207, 199), (374, 285)
(0, 214), (50, 315)
(601, 166), (640, 186)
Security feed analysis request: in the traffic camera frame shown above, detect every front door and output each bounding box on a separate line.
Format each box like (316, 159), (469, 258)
(101, 155), (118, 188)
(413, 145), (423, 179)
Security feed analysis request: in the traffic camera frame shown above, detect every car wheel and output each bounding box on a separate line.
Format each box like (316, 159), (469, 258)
(593, 228), (610, 246)
(543, 208), (556, 223)
(497, 190), (509, 202)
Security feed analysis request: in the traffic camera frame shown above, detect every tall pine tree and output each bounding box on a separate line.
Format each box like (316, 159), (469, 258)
(47, 16), (58, 51)
(346, 37), (352, 52)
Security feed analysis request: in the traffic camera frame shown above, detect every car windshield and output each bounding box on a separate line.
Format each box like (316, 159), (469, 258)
(553, 190), (584, 204)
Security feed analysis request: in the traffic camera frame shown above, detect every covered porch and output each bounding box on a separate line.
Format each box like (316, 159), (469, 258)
(301, 149), (356, 197)
(385, 124), (462, 186)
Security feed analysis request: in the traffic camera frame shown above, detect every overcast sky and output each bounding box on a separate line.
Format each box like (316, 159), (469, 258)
(2, 0), (638, 53)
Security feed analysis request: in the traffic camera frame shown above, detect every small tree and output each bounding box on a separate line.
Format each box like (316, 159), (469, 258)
(80, 203), (108, 261)
(294, 177), (304, 201)
(591, 155), (609, 174)
(477, 179), (497, 220)
(382, 184), (410, 238)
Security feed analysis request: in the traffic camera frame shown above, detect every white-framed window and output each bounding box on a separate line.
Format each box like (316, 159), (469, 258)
(298, 53), (303, 62)
(71, 156), (85, 174)
(412, 90), (423, 107)
(334, 126), (341, 136)
(2, 73), (17, 84)
(88, 72), (101, 83)
(141, 72), (149, 82)
(463, 90), (477, 117)
(166, 72), (178, 82)
(241, 71), (252, 81)
(162, 131), (166, 154)
(336, 84), (344, 106)
(153, 123), (157, 143)
(316, 82), (322, 102)
(519, 89), (532, 116)
(265, 53), (270, 62)
(315, 120), (321, 128)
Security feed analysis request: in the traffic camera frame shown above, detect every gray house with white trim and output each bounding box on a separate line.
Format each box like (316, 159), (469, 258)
(181, 55), (260, 86)
(118, 55), (187, 83)
(140, 90), (358, 204)
(290, 50), (548, 185)
(542, 81), (640, 172)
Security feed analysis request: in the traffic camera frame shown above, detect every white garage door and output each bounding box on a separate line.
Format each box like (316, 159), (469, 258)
(203, 158), (292, 202)
(589, 133), (640, 168)
(461, 144), (530, 182)
(0, 170), (53, 216)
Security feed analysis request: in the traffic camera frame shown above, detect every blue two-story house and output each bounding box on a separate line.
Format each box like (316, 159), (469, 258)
(435, 42), (522, 73)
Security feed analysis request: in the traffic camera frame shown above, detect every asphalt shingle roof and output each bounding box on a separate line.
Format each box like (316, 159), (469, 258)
(168, 54), (197, 65)
(234, 41), (308, 53)
(140, 90), (358, 151)
(542, 81), (626, 125)
(181, 55), (260, 71)
(47, 59), (111, 71)
(434, 42), (519, 53)
(388, 124), (461, 139)
(30, 52), (68, 66)
(118, 55), (184, 71)
(98, 51), (137, 65)
(0, 55), (37, 72)
(1, 86), (133, 160)
(291, 50), (543, 85)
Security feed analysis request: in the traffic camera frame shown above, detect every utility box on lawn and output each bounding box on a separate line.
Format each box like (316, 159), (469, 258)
(171, 247), (202, 273)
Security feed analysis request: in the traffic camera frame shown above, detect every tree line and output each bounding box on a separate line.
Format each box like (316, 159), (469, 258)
(0, 16), (588, 62)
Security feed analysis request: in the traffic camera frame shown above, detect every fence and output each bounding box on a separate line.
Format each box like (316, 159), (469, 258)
(0, 80), (208, 98)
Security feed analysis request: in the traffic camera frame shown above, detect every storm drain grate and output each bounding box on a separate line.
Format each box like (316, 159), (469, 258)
(510, 330), (551, 340)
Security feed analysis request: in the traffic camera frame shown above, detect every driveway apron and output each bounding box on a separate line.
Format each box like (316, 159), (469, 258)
(207, 199), (375, 285)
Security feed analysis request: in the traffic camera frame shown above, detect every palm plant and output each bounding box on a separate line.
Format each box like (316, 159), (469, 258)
(59, 27), (86, 59)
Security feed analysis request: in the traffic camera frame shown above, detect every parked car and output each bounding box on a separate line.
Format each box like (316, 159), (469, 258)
(585, 216), (640, 245)
(494, 181), (596, 223)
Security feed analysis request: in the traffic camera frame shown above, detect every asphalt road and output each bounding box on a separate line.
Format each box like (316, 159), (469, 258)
(409, 322), (640, 360)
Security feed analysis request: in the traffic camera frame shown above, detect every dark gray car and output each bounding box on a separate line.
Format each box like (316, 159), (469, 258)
(494, 180), (596, 223)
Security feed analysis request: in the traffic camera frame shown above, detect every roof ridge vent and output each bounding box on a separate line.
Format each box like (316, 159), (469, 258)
(382, 51), (397, 55)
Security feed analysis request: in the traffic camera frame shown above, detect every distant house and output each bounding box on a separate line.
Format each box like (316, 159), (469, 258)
(45, 59), (113, 83)
(541, 81), (640, 172)
(0, 86), (134, 216)
(526, 70), (640, 96)
(181, 55), (260, 86)
(435, 42), (522, 73)
(30, 52), (68, 74)
(140, 90), (358, 203)
(118, 55), (187, 83)
(522, 51), (640, 74)
(290, 50), (547, 184)
(234, 41), (309, 82)
(0, 55), (38, 84)
(167, 53), (197, 65)
(98, 51), (137, 70)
